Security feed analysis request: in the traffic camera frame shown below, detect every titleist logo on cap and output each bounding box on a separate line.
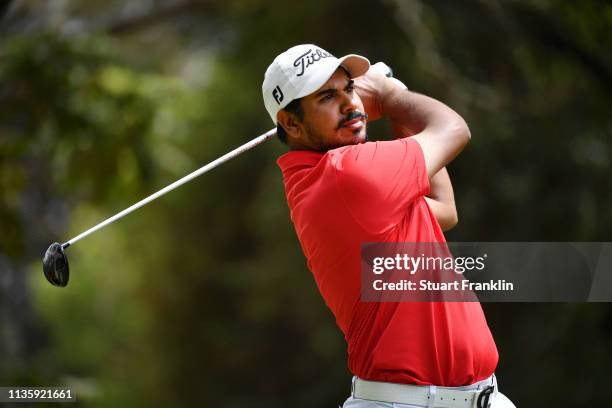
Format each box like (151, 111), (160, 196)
(293, 48), (332, 77)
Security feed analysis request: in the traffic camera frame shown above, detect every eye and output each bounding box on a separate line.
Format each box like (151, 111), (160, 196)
(346, 85), (354, 93)
(321, 94), (334, 102)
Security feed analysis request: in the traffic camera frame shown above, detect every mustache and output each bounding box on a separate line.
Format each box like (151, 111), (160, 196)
(336, 111), (368, 130)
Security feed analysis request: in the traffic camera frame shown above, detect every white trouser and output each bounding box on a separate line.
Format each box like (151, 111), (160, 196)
(342, 374), (517, 408)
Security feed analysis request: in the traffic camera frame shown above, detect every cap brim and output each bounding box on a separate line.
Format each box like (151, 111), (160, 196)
(294, 54), (371, 101)
(337, 54), (370, 79)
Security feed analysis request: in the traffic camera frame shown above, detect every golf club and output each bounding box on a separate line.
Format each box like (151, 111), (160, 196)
(42, 128), (277, 287)
(42, 62), (395, 287)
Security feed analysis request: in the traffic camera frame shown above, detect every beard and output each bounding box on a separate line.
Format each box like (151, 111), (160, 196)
(304, 121), (368, 152)
(309, 128), (368, 152)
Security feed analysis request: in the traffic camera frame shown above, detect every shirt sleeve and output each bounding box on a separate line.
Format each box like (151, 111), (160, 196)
(332, 138), (430, 235)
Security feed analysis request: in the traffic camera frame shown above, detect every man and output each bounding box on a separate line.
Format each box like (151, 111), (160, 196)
(262, 44), (515, 408)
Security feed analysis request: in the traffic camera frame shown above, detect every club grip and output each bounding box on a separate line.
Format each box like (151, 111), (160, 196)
(371, 61), (393, 78)
(371, 61), (408, 90)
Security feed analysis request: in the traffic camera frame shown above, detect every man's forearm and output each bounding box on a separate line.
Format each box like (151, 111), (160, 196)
(356, 70), (470, 176)
(379, 82), (471, 178)
(379, 85), (467, 140)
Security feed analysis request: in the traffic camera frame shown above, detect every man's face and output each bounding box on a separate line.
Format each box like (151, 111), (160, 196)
(288, 68), (367, 151)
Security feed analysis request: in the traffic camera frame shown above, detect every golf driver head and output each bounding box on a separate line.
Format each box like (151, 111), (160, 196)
(43, 242), (69, 287)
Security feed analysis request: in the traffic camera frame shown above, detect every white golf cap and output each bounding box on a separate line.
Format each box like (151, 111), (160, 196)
(262, 44), (370, 124)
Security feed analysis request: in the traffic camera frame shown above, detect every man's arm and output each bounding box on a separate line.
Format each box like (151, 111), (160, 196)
(386, 88), (465, 228)
(383, 87), (470, 179)
(424, 168), (458, 231)
(356, 71), (471, 178)
(387, 110), (458, 231)
(356, 69), (465, 229)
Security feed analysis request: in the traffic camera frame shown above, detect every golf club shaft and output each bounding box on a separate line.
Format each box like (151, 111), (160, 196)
(62, 128), (277, 248)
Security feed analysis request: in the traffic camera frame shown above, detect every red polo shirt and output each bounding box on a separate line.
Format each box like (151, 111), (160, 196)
(277, 137), (498, 386)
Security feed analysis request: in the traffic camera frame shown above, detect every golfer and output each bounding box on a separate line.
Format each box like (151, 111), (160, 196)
(262, 45), (515, 408)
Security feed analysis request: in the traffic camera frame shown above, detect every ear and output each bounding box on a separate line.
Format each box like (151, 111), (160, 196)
(277, 110), (304, 143)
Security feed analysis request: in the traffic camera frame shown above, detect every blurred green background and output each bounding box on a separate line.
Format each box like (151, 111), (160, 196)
(1, 0), (611, 407)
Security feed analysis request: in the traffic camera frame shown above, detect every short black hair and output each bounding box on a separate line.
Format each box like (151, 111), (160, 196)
(276, 97), (304, 144)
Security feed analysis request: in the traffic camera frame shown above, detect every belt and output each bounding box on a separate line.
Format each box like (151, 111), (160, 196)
(352, 375), (497, 408)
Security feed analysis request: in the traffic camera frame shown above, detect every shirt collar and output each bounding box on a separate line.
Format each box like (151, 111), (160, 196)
(276, 149), (325, 176)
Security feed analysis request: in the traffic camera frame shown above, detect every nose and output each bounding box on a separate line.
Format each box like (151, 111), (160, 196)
(340, 91), (358, 115)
